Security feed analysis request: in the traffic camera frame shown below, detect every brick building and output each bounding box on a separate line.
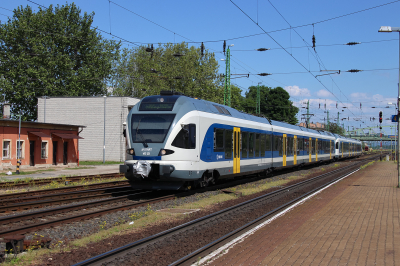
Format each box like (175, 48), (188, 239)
(37, 96), (140, 162)
(0, 119), (84, 170)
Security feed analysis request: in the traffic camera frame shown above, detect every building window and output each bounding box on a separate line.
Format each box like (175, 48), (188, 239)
(17, 141), (24, 159)
(3, 140), (10, 159)
(41, 141), (48, 159)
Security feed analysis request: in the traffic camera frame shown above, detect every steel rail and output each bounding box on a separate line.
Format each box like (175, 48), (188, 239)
(73, 155), (378, 266)
(0, 185), (133, 206)
(0, 180), (130, 200)
(0, 190), (154, 227)
(0, 194), (176, 237)
(0, 187), (138, 212)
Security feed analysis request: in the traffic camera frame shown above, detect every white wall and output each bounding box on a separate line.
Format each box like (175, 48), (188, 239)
(37, 97), (140, 161)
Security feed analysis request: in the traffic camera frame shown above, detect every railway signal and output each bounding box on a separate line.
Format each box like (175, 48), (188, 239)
(379, 111), (383, 124)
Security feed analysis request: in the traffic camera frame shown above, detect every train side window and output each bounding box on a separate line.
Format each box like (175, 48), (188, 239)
(311, 139), (315, 155)
(171, 124), (196, 149)
(260, 134), (266, 157)
(214, 128), (224, 152)
(255, 134), (260, 157)
(225, 130), (233, 159)
(249, 133), (255, 158)
(274, 135), (283, 156)
(304, 138), (309, 154)
(265, 134), (271, 151)
(242, 132), (248, 158)
(287, 136), (293, 155)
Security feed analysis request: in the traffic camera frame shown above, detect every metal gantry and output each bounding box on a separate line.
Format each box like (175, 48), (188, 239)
(224, 47), (231, 107)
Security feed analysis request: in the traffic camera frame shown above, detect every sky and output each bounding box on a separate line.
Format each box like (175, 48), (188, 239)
(1, 0), (400, 136)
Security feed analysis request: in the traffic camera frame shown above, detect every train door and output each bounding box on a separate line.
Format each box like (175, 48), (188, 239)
(341, 142), (344, 158)
(309, 137), (312, 162)
(283, 134), (287, 166)
(233, 127), (241, 174)
(315, 139), (318, 162)
(294, 136), (297, 165)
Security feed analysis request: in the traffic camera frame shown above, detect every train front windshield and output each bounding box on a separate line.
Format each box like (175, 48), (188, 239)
(131, 114), (175, 143)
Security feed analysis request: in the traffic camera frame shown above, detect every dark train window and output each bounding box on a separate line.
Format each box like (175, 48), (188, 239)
(255, 134), (260, 157)
(287, 136), (293, 155)
(274, 135), (283, 156)
(261, 134), (266, 157)
(171, 124), (196, 149)
(249, 133), (255, 158)
(304, 138), (309, 154)
(266, 134), (271, 151)
(214, 129), (224, 152)
(242, 132), (248, 158)
(311, 139), (315, 154)
(225, 130), (233, 159)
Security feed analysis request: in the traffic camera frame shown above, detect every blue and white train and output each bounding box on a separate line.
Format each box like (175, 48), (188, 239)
(120, 91), (362, 190)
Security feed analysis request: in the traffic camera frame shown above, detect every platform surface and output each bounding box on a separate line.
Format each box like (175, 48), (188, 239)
(209, 161), (399, 266)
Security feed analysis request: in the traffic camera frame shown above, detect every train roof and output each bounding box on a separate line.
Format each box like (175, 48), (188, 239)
(138, 93), (357, 141)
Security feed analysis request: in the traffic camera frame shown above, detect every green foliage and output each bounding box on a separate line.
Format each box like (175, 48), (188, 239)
(328, 123), (345, 135)
(110, 42), (224, 102)
(243, 85), (299, 124)
(0, 4), (120, 120)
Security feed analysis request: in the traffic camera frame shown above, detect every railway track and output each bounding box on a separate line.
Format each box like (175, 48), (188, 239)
(72, 155), (379, 266)
(0, 172), (123, 189)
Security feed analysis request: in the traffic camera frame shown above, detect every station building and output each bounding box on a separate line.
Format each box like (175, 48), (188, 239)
(37, 96), (140, 162)
(0, 119), (85, 170)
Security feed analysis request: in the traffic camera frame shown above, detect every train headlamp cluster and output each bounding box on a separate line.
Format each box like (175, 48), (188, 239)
(158, 149), (174, 156)
(127, 148), (135, 155)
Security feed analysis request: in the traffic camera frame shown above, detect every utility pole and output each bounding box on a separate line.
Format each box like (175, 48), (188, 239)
(327, 110), (330, 131)
(337, 112), (340, 130)
(256, 83), (261, 114)
(224, 46), (231, 107)
(307, 100), (310, 128)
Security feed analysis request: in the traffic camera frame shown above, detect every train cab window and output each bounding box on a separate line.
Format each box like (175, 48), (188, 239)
(336, 142), (339, 150)
(255, 134), (260, 157)
(225, 130), (233, 159)
(214, 128), (224, 152)
(171, 124), (196, 149)
(260, 134), (266, 157)
(242, 132), (248, 158)
(265, 134), (272, 152)
(249, 133), (255, 158)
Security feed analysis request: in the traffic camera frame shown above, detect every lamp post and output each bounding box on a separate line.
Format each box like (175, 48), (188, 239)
(379, 26), (400, 187)
(388, 102), (397, 162)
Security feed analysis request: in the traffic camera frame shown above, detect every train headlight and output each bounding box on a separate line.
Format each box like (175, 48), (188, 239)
(158, 149), (174, 156)
(127, 148), (135, 155)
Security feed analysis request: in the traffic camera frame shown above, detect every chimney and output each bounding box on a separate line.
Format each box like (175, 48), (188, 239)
(3, 103), (10, 119)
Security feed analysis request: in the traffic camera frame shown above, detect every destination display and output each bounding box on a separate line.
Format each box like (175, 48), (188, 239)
(139, 102), (175, 111)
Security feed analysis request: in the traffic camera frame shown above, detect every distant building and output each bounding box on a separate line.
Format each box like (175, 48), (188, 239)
(0, 119), (84, 170)
(298, 122), (326, 129)
(37, 96), (140, 162)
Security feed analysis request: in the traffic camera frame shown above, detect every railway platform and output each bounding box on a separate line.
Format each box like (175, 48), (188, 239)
(0, 164), (119, 181)
(208, 161), (400, 266)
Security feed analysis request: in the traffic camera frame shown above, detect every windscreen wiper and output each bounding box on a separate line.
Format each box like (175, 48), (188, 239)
(136, 119), (148, 148)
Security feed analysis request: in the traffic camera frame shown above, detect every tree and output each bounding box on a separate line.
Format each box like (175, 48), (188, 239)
(111, 42), (223, 103)
(328, 123), (345, 135)
(0, 4), (120, 120)
(243, 85), (299, 124)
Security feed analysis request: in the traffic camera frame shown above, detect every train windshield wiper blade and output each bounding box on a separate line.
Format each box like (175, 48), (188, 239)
(136, 119), (148, 148)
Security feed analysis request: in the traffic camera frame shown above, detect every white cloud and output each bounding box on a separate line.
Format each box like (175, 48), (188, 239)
(284, 85), (311, 97)
(350, 92), (368, 100)
(316, 90), (332, 98)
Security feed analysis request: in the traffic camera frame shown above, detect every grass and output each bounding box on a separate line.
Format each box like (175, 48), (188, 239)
(79, 161), (121, 165)
(0, 176), (126, 195)
(0, 168), (56, 177)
